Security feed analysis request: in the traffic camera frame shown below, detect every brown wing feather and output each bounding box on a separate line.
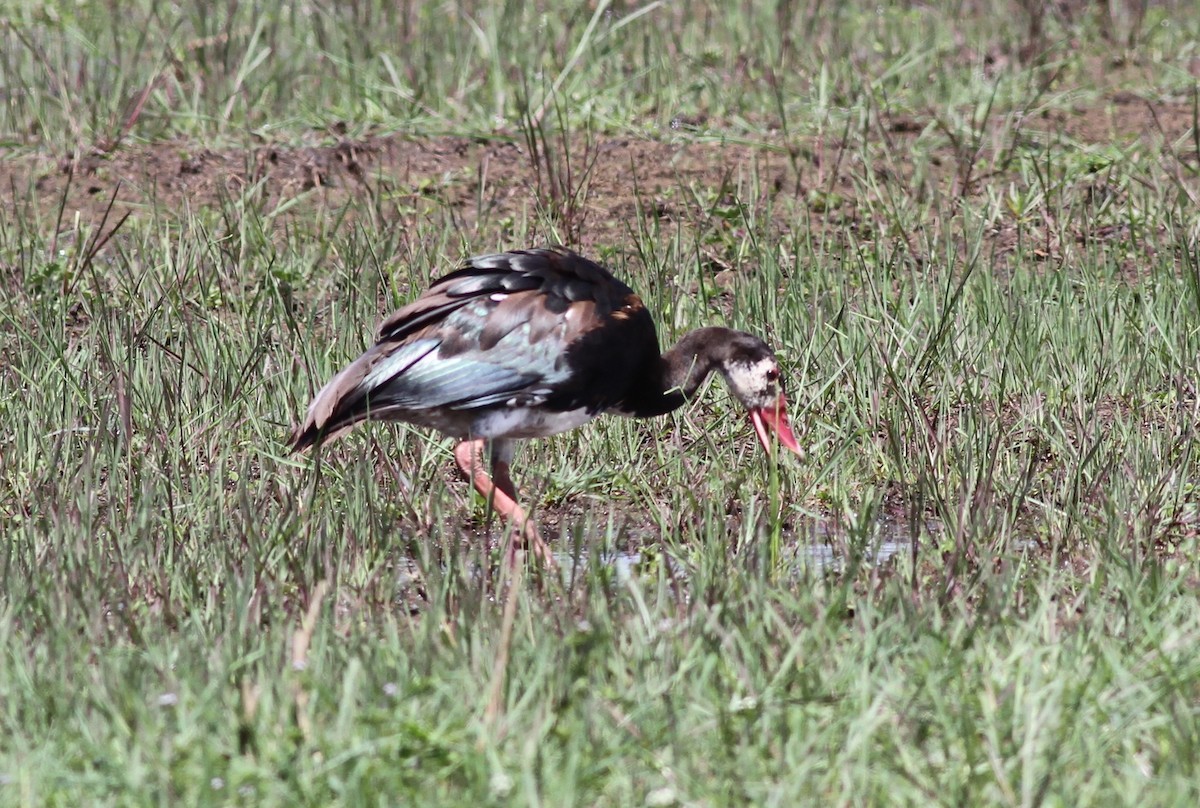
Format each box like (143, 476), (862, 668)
(289, 247), (659, 452)
(289, 331), (441, 452)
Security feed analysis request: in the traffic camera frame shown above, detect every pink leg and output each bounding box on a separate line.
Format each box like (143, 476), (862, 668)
(453, 439), (556, 568)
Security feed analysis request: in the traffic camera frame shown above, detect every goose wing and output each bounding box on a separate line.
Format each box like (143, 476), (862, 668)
(290, 248), (655, 450)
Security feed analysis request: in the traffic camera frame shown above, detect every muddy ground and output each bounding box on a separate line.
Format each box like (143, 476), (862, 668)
(3, 92), (1197, 267)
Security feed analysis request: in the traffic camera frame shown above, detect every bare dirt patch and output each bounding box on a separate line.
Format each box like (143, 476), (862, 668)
(5, 133), (799, 251)
(3, 95), (1195, 261)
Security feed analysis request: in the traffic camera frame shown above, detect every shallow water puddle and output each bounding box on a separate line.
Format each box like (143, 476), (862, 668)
(552, 513), (939, 581)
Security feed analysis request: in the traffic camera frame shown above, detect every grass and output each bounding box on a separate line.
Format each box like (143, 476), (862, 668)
(3, 0), (1200, 804)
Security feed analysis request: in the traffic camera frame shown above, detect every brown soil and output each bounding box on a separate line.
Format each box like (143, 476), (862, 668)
(3, 94), (1196, 266)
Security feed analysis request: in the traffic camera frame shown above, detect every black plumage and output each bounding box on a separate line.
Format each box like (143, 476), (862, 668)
(291, 247), (802, 565)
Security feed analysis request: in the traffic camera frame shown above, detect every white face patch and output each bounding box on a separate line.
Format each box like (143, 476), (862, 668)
(725, 357), (780, 408)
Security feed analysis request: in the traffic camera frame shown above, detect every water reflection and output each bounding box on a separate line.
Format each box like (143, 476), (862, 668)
(553, 513), (938, 580)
